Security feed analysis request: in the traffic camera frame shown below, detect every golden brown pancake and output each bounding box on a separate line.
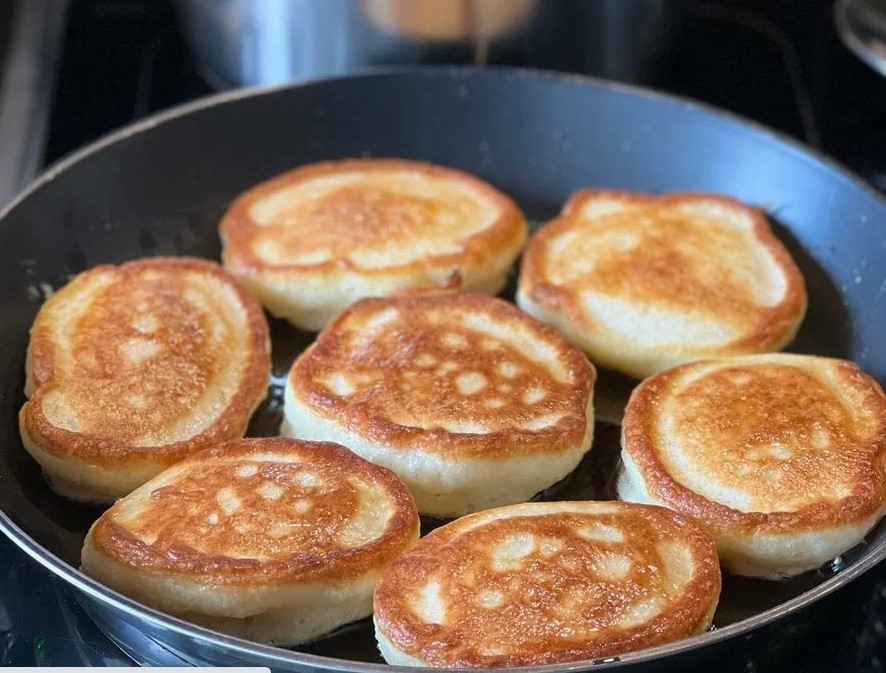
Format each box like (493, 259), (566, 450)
(20, 257), (271, 503)
(517, 190), (807, 378)
(618, 354), (886, 579)
(81, 437), (420, 646)
(282, 293), (596, 517)
(220, 158), (527, 330)
(373, 501), (721, 667)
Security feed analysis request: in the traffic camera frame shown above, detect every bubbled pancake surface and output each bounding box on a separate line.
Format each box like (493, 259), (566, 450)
(373, 501), (721, 667)
(622, 355), (886, 534)
(287, 293), (595, 456)
(21, 257), (269, 471)
(518, 191), (807, 376)
(85, 437), (419, 584)
(220, 159), (525, 275)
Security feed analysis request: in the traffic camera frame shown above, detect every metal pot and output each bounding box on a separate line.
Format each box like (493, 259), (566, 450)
(174, 0), (676, 88)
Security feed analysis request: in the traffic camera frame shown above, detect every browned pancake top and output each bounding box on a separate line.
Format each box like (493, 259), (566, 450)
(220, 158), (526, 274)
(22, 257), (270, 464)
(623, 355), (886, 532)
(374, 501), (720, 667)
(248, 184), (484, 261)
(520, 191), (807, 352)
(88, 438), (419, 584)
(289, 293), (595, 456)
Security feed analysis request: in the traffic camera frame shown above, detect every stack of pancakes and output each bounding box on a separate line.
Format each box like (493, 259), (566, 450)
(19, 158), (885, 666)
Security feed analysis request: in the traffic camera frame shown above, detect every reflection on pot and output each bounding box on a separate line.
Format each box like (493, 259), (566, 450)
(174, 0), (676, 88)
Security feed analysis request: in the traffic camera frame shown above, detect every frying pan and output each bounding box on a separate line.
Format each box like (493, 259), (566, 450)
(0, 68), (884, 672)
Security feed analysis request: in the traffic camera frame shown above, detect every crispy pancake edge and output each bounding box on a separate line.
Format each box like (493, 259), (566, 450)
(373, 501), (721, 667)
(20, 256), (271, 466)
(219, 158), (527, 277)
(519, 190), (808, 362)
(86, 437), (420, 585)
(288, 293), (597, 457)
(622, 355), (886, 535)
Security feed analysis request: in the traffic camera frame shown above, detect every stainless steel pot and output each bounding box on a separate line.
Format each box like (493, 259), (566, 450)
(174, 0), (676, 88)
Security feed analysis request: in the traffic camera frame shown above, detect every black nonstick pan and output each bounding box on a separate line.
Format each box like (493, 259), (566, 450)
(0, 68), (884, 672)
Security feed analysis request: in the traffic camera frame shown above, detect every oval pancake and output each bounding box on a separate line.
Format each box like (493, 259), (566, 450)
(618, 354), (886, 579)
(373, 501), (721, 668)
(282, 293), (596, 517)
(220, 158), (527, 330)
(81, 437), (420, 646)
(20, 257), (271, 503)
(517, 190), (807, 378)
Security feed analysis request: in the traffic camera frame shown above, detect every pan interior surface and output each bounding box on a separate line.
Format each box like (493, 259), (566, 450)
(0, 68), (884, 671)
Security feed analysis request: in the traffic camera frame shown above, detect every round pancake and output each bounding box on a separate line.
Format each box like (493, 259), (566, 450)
(517, 190), (807, 378)
(373, 501), (721, 668)
(81, 437), (420, 646)
(220, 158), (527, 330)
(20, 257), (271, 503)
(282, 293), (596, 517)
(618, 354), (886, 579)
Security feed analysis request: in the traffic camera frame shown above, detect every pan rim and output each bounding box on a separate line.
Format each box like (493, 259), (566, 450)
(1, 65), (885, 671)
(2, 65), (885, 224)
(5, 509), (884, 671)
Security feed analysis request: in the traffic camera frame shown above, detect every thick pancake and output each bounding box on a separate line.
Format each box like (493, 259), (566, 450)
(517, 190), (807, 378)
(81, 437), (420, 646)
(618, 354), (886, 579)
(20, 257), (271, 503)
(282, 293), (596, 517)
(373, 501), (721, 668)
(220, 158), (527, 330)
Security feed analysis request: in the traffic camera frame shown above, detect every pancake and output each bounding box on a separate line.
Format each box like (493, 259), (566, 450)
(81, 437), (420, 646)
(220, 158), (527, 330)
(20, 257), (271, 503)
(618, 354), (886, 579)
(282, 293), (595, 517)
(373, 501), (721, 667)
(517, 190), (807, 378)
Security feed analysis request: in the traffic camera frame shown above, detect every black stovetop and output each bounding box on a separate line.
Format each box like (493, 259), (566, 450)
(2, 0), (886, 669)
